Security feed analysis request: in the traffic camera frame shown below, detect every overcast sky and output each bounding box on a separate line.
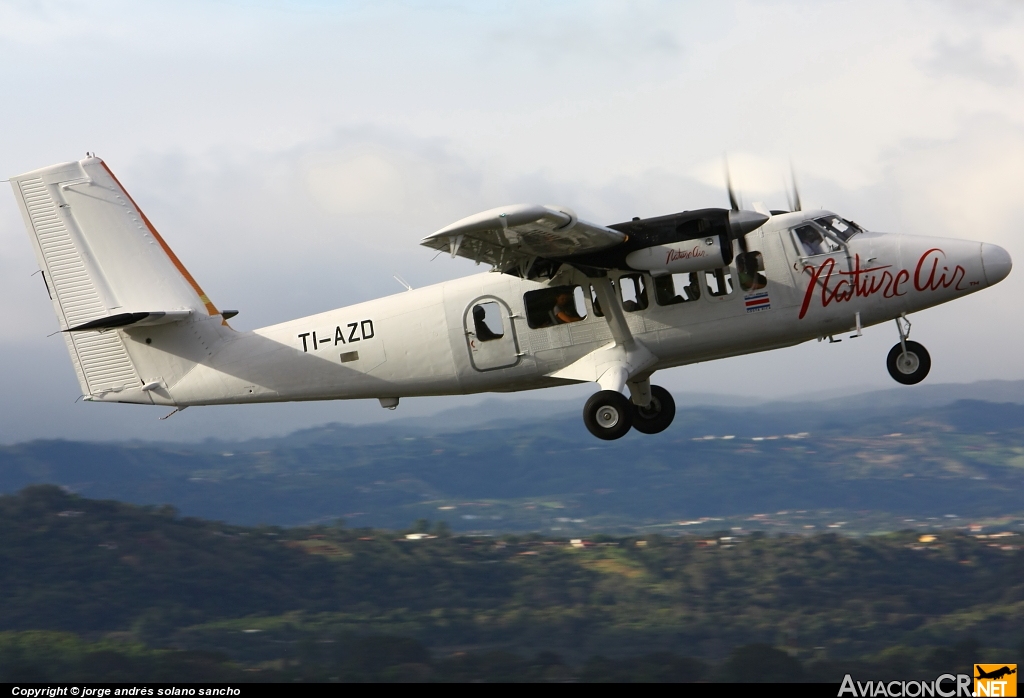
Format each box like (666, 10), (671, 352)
(2, 0), (1023, 443)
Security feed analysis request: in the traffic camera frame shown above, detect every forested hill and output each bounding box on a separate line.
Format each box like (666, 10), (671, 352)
(0, 486), (1021, 682)
(2, 399), (1024, 531)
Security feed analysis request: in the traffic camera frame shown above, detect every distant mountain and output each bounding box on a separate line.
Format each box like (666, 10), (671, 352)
(779, 379), (1024, 411)
(372, 380), (1024, 433)
(2, 389), (1024, 530)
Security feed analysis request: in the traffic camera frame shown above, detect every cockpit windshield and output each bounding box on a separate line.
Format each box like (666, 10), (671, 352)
(814, 215), (863, 242)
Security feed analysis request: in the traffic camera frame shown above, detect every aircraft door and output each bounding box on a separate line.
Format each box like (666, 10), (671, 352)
(464, 298), (521, 371)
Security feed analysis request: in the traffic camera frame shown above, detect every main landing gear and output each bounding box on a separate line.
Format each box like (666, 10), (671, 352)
(583, 385), (676, 440)
(886, 315), (931, 385)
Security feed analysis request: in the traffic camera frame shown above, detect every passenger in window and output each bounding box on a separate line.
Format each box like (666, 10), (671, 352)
(654, 275), (683, 305)
(739, 268), (767, 291)
(684, 273), (701, 301)
(620, 274), (649, 312)
(705, 268), (733, 297)
(736, 252), (767, 292)
(655, 273), (701, 306)
(473, 305), (502, 341)
(525, 285), (585, 328)
(551, 291), (583, 324)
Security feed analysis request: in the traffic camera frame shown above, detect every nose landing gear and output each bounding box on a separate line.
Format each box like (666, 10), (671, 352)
(886, 315), (931, 385)
(583, 385), (676, 439)
(887, 340), (931, 384)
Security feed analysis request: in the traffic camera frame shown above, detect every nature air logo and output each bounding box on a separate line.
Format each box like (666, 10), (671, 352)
(975, 664), (1017, 697)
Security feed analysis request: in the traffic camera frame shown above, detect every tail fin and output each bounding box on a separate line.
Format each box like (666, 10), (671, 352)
(11, 156), (227, 402)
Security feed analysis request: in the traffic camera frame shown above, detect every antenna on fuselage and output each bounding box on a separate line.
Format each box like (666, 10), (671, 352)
(393, 274), (414, 292)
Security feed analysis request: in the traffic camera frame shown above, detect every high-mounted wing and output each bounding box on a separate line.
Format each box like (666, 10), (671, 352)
(421, 204), (626, 271)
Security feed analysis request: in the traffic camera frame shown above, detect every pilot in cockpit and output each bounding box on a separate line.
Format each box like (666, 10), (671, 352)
(795, 225), (831, 256)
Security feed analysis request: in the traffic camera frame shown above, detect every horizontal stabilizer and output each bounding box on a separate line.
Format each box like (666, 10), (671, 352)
(65, 310), (193, 332)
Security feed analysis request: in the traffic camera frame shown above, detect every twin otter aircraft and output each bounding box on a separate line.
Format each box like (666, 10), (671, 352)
(11, 156), (1012, 439)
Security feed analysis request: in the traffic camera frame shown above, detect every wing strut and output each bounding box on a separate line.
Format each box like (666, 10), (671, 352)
(550, 275), (657, 402)
(589, 277), (635, 349)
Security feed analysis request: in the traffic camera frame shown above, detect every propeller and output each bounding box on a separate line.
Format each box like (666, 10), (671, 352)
(723, 158), (768, 255)
(786, 165), (802, 212)
(726, 162), (742, 213)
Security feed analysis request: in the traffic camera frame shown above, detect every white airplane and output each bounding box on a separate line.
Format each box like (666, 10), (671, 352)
(10, 156), (1012, 440)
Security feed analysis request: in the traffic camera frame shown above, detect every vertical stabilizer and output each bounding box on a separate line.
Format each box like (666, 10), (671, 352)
(10, 156), (227, 402)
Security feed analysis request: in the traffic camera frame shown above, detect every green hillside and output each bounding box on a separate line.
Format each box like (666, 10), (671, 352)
(0, 486), (1021, 681)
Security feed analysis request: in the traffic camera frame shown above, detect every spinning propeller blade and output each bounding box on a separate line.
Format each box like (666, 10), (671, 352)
(725, 160), (741, 212)
(723, 158), (767, 254)
(788, 165), (802, 212)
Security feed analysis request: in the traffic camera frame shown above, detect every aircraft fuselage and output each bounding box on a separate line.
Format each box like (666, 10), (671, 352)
(145, 210), (1008, 408)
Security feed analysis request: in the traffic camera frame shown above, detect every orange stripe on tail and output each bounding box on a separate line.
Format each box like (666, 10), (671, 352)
(98, 160), (221, 318)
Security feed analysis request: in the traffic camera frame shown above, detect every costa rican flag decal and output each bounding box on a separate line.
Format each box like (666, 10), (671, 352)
(744, 290), (771, 313)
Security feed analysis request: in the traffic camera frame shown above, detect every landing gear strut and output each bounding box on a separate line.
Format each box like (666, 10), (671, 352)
(886, 315), (930, 385)
(583, 385), (676, 439)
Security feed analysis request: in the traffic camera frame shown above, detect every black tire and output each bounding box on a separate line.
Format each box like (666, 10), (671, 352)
(631, 385), (676, 435)
(583, 390), (633, 440)
(886, 341), (931, 385)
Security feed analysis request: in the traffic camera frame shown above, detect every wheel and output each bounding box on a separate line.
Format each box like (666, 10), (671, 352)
(631, 385), (676, 435)
(583, 390), (633, 440)
(886, 340), (931, 385)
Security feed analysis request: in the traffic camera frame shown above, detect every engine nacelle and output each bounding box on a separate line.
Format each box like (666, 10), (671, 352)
(624, 235), (730, 274)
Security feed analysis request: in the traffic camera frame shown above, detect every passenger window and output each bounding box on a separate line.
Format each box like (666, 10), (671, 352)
(524, 285), (588, 329)
(794, 224), (840, 256)
(654, 273), (701, 306)
(704, 268), (734, 298)
(619, 274), (649, 312)
(736, 251), (767, 292)
(471, 301), (504, 342)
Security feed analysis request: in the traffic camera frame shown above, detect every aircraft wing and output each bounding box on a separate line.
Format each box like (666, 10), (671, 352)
(420, 204), (625, 270)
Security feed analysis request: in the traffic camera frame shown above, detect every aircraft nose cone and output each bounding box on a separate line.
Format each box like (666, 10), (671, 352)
(981, 243), (1012, 286)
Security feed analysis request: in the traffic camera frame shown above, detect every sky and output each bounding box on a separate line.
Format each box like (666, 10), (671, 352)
(1, 0), (1023, 442)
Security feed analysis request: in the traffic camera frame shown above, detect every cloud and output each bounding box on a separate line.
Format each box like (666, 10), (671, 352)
(305, 153), (407, 217)
(922, 36), (1019, 86)
(484, 3), (687, 70)
(878, 114), (1024, 244)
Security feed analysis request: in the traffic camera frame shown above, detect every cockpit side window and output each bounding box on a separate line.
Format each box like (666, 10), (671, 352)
(524, 285), (588, 329)
(793, 224), (841, 257)
(814, 216), (862, 242)
(736, 251), (767, 292)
